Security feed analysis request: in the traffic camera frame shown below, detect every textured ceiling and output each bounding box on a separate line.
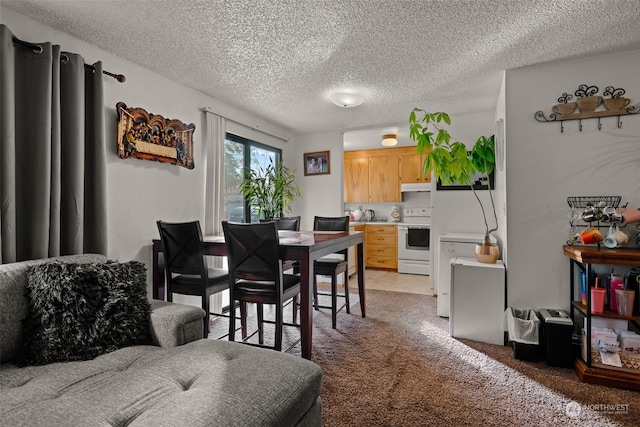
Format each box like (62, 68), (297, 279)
(3, 0), (640, 149)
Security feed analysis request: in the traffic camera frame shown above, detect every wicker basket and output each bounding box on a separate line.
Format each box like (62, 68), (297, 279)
(591, 350), (640, 374)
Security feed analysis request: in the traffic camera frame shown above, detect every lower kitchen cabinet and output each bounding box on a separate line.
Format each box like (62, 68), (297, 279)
(365, 225), (397, 270)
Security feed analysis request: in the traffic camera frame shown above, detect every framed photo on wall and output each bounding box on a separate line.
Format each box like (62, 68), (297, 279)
(304, 150), (330, 176)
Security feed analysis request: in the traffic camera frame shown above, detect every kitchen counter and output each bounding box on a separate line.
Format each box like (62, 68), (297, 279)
(350, 221), (398, 226)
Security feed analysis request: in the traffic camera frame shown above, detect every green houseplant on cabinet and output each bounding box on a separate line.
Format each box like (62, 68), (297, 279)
(409, 109), (499, 263)
(239, 159), (301, 220)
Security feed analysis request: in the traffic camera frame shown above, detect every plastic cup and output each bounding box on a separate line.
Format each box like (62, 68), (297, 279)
(615, 289), (635, 317)
(591, 288), (606, 314)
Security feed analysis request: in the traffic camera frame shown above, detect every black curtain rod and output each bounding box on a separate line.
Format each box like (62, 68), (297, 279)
(11, 36), (126, 83)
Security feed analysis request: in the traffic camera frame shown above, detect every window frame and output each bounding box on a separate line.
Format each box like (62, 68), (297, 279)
(225, 133), (282, 223)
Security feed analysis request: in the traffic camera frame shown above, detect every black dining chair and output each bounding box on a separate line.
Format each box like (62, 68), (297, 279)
(259, 216), (301, 231)
(313, 215), (351, 329)
(156, 220), (230, 338)
(222, 221), (301, 351)
(276, 216), (301, 231)
(274, 216), (301, 274)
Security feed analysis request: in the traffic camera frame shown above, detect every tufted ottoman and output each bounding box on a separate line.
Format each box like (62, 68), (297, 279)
(1, 254), (322, 426)
(1, 339), (322, 426)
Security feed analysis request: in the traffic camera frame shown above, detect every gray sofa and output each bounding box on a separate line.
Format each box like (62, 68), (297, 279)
(0, 254), (322, 426)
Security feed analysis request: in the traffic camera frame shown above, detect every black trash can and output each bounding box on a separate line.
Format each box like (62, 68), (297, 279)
(504, 308), (540, 361)
(538, 308), (574, 368)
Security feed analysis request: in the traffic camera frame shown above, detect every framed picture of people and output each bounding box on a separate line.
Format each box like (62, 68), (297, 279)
(304, 150), (330, 176)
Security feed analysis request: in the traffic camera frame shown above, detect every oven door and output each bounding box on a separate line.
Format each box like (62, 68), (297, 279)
(398, 225), (430, 260)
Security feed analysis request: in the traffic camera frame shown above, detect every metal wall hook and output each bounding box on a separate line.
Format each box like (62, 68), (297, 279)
(535, 102), (639, 133)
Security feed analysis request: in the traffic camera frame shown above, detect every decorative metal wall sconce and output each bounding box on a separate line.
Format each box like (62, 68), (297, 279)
(534, 84), (640, 133)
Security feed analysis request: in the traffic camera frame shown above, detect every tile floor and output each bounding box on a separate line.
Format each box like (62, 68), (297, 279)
(320, 269), (432, 295)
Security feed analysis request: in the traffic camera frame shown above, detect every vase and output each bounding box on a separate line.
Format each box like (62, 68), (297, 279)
(475, 234), (499, 264)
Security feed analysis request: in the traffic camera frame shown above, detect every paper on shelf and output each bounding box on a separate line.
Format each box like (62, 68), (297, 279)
(600, 351), (622, 367)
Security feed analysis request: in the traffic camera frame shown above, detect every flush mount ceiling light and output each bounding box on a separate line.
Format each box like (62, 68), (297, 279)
(328, 91), (364, 108)
(381, 134), (397, 147)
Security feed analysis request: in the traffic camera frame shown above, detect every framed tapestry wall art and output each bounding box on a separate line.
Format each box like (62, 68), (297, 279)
(116, 102), (195, 169)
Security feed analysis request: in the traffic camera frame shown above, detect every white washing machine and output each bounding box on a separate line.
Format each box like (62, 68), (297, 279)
(437, 232), (490, 317)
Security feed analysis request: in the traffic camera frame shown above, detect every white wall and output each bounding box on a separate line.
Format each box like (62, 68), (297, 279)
(292, 131), (345, 230)
(505, 49), (640, 311)
(430, 110), (500, 294)
(1, 8), (297, 297)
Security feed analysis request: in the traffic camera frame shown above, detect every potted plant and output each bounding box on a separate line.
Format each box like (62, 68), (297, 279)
(409, 109), (499, 263)
(239, 159), (301, 220)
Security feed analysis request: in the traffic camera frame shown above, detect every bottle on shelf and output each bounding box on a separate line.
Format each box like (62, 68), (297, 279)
(609, 273), (625, 312)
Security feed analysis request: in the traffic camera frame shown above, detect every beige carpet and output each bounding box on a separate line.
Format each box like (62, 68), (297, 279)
(211, 289), (639, 426)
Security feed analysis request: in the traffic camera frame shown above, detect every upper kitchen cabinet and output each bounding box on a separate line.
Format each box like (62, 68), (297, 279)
(344, 157), (369, 202)
(344, 148), (400, 203)
(398, 146), (431, 183)
(344, 146), (428, 202)
(369, 156), (400, 202)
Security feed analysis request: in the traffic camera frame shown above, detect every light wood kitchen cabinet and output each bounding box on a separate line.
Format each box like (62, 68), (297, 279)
(368, 156), (400, 202)
(398, 146), (431, 183)
(344, 146), (428, 203)
(365, 225), (397, 270)
(344, 157), (369, 202)
(344, 148), (400, 203)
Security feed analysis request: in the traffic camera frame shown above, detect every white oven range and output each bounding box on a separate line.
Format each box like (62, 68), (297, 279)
(397, 208), (431, 275)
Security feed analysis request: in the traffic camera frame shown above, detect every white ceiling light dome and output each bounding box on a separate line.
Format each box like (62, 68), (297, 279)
(381, 134), (397, 146)
(328, 91), (364, 108)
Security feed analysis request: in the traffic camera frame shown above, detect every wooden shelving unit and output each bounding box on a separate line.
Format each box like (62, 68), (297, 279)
(563, 245), (640, 390)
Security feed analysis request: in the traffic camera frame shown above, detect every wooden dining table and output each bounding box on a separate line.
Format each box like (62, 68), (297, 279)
(152, 229), (366, 360)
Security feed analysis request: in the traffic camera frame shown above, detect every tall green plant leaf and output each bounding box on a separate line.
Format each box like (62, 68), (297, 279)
(408, 108), (498, 235)
(239, 159), (300, 220)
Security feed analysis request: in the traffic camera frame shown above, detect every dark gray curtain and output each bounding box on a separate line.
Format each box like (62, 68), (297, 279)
(0, 24), (107, 263)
